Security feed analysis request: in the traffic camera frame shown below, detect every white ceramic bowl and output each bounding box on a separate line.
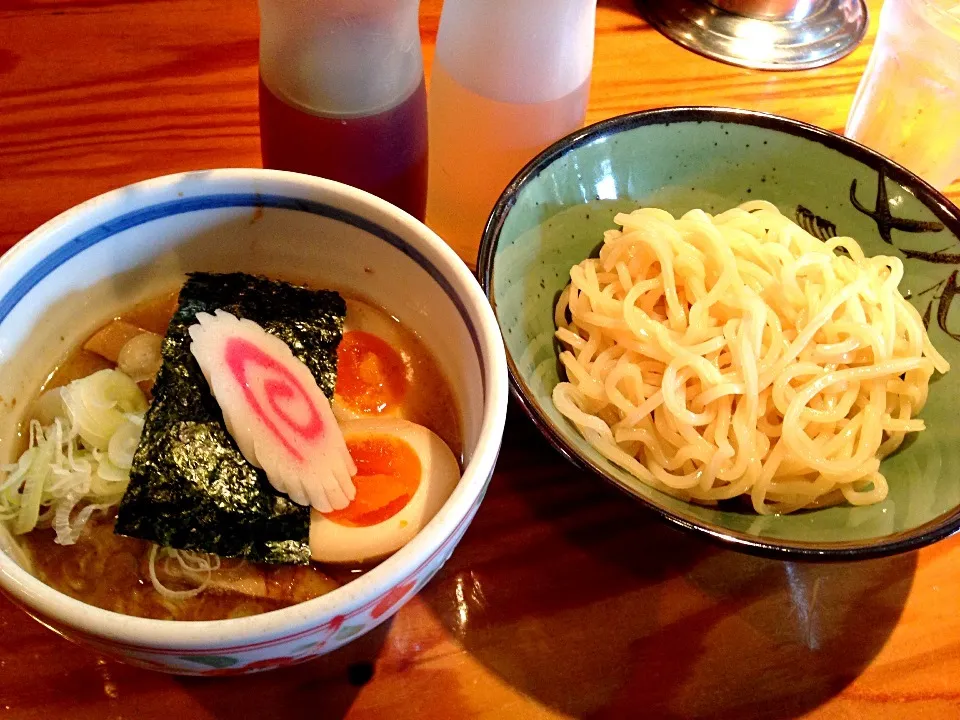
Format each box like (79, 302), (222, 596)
(0, 169), (508, 675)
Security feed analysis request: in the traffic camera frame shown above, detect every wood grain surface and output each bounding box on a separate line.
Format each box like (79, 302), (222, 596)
(2, 0), (959, 718)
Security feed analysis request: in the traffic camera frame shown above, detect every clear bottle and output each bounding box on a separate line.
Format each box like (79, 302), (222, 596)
(425, 0), (597, 262)
(258, 0), (428, 219)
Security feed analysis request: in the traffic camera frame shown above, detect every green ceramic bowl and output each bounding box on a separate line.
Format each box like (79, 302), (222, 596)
(478, 107), (960, 560)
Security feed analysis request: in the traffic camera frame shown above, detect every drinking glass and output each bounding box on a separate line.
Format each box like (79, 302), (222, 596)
(845, 0), (960, 190)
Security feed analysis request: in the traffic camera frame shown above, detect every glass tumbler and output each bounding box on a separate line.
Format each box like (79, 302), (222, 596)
(845, 0), (960, 191)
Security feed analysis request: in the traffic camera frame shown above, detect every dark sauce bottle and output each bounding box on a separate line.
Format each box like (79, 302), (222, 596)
(258, 0), (427, 220)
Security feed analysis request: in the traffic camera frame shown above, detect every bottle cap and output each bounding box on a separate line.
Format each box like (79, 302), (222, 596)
(260, 0), (423, 118)
(435, 0), (596, 104)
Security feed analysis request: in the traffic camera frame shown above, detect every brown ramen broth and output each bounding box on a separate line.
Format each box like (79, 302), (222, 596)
(16, 286), (462, 621)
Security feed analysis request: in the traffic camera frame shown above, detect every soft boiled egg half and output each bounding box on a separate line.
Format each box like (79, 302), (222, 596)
(333, 297), (459, 428)
(333, 298), (411, 421)
(309, 418), (461, 564)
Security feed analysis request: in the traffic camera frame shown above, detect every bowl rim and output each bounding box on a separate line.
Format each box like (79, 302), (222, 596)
(0, 168), (509, 652)
(477, 105), (960, 562)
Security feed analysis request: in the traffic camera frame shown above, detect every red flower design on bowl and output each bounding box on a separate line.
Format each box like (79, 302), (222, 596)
(370, 579), (417, 620)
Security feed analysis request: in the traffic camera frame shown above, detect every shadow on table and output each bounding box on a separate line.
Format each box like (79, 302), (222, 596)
(598, 0), (646, 19)
(174, 622), (390, 720)
(421, 406), (918, 720)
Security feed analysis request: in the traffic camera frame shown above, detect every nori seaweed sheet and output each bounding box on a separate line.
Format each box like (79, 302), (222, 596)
(115, 272), (346, 564)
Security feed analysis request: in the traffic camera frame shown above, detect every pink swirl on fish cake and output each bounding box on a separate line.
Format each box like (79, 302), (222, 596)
(223, 336), (325, 463)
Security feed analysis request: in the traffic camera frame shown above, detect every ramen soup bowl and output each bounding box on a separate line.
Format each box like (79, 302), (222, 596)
(479, 106), (960, 561)
(0, 169), (508, 674)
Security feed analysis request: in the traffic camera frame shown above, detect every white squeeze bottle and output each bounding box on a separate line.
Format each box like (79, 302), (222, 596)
(425, 0), (598, 262)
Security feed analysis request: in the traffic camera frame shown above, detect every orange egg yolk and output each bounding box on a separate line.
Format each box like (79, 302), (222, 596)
(335, 331), (407, 414)
(323, 434), (421, 527)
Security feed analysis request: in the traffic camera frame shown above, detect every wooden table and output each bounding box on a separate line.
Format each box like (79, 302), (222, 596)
(2, 1), (959, 717)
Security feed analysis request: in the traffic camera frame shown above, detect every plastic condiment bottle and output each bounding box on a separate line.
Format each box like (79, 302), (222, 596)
(258, 0), (428, 220)
(425, 0), (598, 261)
